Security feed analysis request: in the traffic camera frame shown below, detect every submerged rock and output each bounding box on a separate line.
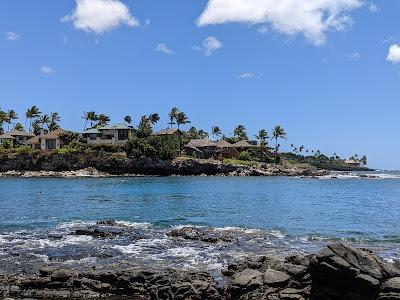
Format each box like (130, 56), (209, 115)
(168, 226), (237, 243)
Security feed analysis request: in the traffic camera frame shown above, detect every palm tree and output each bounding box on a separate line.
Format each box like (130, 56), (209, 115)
(361, 155), (367, 166)
(148, 113), (160, 125)
(272, 125), (286, 154)
(176, 112), (190, 130)
(0, 109), (7, 134)
(212, 126), (222, 140)
(124, 115), (132, 125)
(26, 106), (41, 133)
(168, 107), (179, 129)
(48, 112), (60, 131)
(6, 110), (18, 131)
(137, 115), (152, 138)
(233, 125), (248, 141)
(97, 114), (110, 127)
(39, 114), (50, 132)
(82, 111), (89, 130)
(14, 123), (24, 131)
(198, 129), (209, 139)
(86, 111), (98, 128)
(255, 129), (269, 148)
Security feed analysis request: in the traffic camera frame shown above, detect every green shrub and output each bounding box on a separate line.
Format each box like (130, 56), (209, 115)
(238, 151), (252, 161)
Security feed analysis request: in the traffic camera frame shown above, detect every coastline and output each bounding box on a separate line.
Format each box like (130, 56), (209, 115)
(1, 220), (399, 299)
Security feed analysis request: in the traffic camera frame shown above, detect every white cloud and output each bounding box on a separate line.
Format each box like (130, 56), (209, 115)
(202, 36), (223, 56)
(387, 44), (400, 64)
(369, 2), (379, 13)
(197, 0), (363, 45)
(155, 43), (174, 55)
(41, 66), (55, 74)
(5, 32), (20, 41)
(237, 72), (262, 79)
(61, 0), (139, 34)
(258, 25), (269, 34)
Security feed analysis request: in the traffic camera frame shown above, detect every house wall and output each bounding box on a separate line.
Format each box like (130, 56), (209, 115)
(41, 138), (61, 150)
(84, 129), (132, 146)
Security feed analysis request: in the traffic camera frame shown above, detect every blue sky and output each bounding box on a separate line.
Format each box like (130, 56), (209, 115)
(0, 0), (399, 169)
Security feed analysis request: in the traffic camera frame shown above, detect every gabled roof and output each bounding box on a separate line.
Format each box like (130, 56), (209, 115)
(26, 135), (41, 145)
(152, 128), (181, 136)
(82, 128), (101, 134)
(214, 140), (235, 148)
(7, 129), (34, 137)
(0, 133), (16, 140)
(99, 123), (133, 130)
(41, 128), (65, 139)
(185, 138), (216, 148)
(233, 140), (257, 148)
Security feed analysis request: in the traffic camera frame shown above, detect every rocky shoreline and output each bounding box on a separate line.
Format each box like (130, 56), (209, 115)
(1, 240), (399, 299)
(0, 158), (328, 178)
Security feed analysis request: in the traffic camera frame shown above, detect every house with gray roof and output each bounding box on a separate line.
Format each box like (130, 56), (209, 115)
(0, 133), (16, 147)
(82, 123), (134, 146)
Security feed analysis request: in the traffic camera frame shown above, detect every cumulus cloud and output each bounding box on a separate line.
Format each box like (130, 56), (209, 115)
(202, 36), (223, 56)
(258, 25), (269, 34)
(387, 44), (400, 64)
(41, 66), (55, 74)
(155, 43), (174, 55)
(197, 0), (363, 45)
(5, 32), (20, 41)
(61, 0), (139, 34)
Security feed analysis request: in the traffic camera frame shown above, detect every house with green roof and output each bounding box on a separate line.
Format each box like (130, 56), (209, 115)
(82, 123), (134, 146)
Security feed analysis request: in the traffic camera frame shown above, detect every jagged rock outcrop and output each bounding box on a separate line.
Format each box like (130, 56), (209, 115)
(2, 243), (398, 299)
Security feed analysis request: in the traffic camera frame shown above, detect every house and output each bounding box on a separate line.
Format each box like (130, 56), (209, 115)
(26, 128), (65, 150)
(233, 140), (258, 152)
(214, 140), (239, 159)
(0, 133), (16, 147)
(7, 129), (35, 145)
(183, 138), (217, 159)
(82, 123), (133, 146)
(183, 138), (240, 159)
(152, 128), (182, 138)
(345, 159), (361, 167)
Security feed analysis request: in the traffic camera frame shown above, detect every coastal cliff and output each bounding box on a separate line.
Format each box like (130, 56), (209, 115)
(0, 153), (326, 177)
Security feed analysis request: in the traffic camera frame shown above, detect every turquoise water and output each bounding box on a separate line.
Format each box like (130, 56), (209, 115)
(1, 175), (400, 271)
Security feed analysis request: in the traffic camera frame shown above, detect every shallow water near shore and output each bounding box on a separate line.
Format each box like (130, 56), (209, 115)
(1, 174), (400, 274)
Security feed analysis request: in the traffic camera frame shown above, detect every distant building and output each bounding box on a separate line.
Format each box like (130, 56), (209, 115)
(151, 128), (182, 138)
(26, 128), (65, 150)
(345, 159), (361, 166)
(6, 129), (35, 145)
(183, 138), (240, 159)
(82, 123), (134, 146)
(0, 133), (16, 146)
(233, 140), (258, 152)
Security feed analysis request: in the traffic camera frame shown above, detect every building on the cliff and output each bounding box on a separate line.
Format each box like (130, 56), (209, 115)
(82, 123), (134, 146)
(0, 133), (16, 146)
(7, 129), (35, 145)
(183, 138), (240, 159)
(26, 128), (65, 150)
(233, 140), (258, 152)
(344, 159), (361, 167)
(151, 128), (182, 138)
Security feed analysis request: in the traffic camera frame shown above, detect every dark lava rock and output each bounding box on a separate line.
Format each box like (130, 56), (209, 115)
(96, 220), (119, 226)
(168, 226), (237, 243)
(74, 227), (123, 238)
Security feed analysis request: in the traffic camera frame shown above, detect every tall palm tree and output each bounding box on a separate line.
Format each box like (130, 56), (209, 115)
(6, 110), (18, 131)
(148, 113), (160, 125)
(86, 111), (98, 128)
(272, 125), (286, 154)
(176, 112), (190, 130)
(198, 129), (209, 139)
(124, 115), (132, 125)
(39, 114), (50, 132)
(14, 123), (24, 131)
(137, 115), (152, 138)
(255, 129), (269, 148)
(26, 106), (41, 133)
(97, 114), (110, 127)
(212, 126), (222, 140)
(48, 112), (61, 131)
(233, 125), (248, 141)
(0, 109), (7, 134)
(168, 107), (179, 129)
(82, 111), (89, 130)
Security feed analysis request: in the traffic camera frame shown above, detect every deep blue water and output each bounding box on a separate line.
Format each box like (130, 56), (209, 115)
(1, 176), (400, 242)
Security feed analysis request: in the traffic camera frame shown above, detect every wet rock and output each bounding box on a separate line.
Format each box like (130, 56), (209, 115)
(263, 269), (291, 287)
(74, 227), (123, 238)
(168, 226), (236, 243)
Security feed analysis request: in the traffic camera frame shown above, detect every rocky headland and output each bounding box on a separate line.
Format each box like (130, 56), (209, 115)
(0, 155), (327, 177)
(1, 239), (399, 299)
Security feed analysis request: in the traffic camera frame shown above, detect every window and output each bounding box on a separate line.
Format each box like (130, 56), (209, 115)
(45, 139), (56, 150)
(89, 134), (97, 140)
(118, 130), (129, 140)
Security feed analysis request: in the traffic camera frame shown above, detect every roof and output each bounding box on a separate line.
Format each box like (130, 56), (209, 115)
(345, 159), (360, 165)
(99, 123), (133, 130)
(26, 135), (41, 145)
(0, 133), (16, 140)
(185, 138), (216, 148)
(41, 128), (65, 139)
(214, 139), (235, 148)
(233, 140), (257, 148)
(152, 128), (181, 136)
(7, 129), (34, 137)
(82, 128), (101, 134)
